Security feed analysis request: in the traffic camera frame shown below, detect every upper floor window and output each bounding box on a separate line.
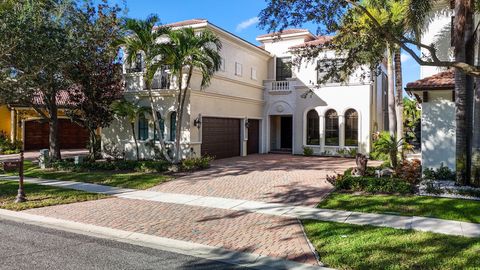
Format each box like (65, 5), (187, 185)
(325, 109), (339, 146)
(251, 67), (257, 80)
(220, 57), (226, 72)
(138, 113), (149, 140)
(306, 110), (320, 145)
(317, 59), (344, 84)
(276, 57), (292, 81)
(235, 62), (243, 76)
(345, 109), (359, 146)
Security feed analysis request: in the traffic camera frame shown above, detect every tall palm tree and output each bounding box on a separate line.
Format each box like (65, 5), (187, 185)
(117, 15), (173, 162)
(111, 99), (149, 161)
(160, 28), (222, 163)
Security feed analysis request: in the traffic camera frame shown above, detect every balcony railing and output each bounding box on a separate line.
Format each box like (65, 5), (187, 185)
(264, 80), (294, 94)
(124, 72), (186, 92)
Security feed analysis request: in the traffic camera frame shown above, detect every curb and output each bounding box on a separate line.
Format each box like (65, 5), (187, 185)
(0, 209), (333, 270)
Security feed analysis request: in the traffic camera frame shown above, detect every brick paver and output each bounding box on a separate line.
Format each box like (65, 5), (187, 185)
(150, 154), (358, 207)
(25, 198), (318, 264)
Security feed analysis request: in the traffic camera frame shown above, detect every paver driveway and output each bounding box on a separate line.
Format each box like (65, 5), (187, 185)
(150, 154), (358, 207)
(25, 154), (360, 266)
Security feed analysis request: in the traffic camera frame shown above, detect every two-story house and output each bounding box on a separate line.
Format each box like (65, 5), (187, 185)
(102, 19), (388, 160)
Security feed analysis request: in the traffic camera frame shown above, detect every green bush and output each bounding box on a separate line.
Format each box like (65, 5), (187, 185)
(423, 163), (455, 180)
(334, 175), (413, 194)
(50, 159), (170, 173)
(0, 132), (22, 155)
(303, 146), (314, 156)
(181, 156), (214, 171)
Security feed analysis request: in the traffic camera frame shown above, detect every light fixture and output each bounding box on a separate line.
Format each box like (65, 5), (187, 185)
(194, 115), (202, 128)
(245, 120), (250, 129)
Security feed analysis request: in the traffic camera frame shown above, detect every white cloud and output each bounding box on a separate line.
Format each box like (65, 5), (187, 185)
(236, 17), (259, 32)
(401, 53), (412, 63)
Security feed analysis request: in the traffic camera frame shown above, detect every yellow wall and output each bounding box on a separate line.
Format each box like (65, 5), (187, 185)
(0, 105), (10, 136)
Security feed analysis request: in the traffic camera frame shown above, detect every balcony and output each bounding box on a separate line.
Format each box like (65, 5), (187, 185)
(264, 80), (295, 95)
(124, 71), (187, 92)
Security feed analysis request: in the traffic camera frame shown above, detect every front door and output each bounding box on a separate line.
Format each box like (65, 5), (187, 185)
(280, 116), (292, 149)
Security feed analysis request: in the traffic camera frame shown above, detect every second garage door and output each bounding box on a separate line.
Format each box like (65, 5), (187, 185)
(201, 117), (240, 159)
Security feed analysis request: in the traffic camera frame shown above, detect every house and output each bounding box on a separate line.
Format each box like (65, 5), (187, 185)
(102, 19), (388, 160)
(0, 91), (89, 151)
(405, 2), (456, 170)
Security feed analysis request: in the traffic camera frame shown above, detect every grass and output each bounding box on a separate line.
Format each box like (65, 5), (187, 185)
(318, 192), (480, 223)
(11, 161), (171, 190)
(0, 180), (108, 211)
(303, 220), (480, 270)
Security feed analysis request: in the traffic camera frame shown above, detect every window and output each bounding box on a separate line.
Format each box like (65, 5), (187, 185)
(345, 109), (359, 146)
(325, 109), (339, 146)
(220, 57), (226, 72)
(138, 113), (148, 140)
(235, 62), (242, 76)
(154, 112), (165, 141)
(170, 112), (177, 141)
(251, 67), (257, 80)
(317, 59), (344, 84)
(276, 57), (292, 81)
(306, 110), (320, 145)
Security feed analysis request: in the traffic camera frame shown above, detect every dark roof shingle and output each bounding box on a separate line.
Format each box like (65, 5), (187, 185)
(289, 36), (333, 49)
(406, 70), (454, 90)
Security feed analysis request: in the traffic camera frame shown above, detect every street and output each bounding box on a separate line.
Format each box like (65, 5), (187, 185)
(0, 219), (244, 270)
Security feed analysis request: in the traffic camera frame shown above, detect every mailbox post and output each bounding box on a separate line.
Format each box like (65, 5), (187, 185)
(15, 151), (26, 203)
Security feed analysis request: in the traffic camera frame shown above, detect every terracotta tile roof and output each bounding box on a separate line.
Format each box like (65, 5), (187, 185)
(31, 90), (81, 107)
(405, 70), (454, 90)
(165, 19), (207, 28)
(289, 36), (333, 49)
(257, 29), (311, 39)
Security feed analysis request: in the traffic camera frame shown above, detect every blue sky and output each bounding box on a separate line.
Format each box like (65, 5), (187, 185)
(110, 0), (420, 88)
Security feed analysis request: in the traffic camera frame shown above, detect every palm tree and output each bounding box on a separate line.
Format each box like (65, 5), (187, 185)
(117, 15), (173, 162)
(160, 28), (222, 163)
(111, 99), (149, 161)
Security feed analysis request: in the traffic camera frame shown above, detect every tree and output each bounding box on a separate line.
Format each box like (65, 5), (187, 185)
(111, 99), (149, 161)
(118, 15), (173, 162)
(64, 0), (123, 160)
(160, 28), (222, 163)
(403, 98), (421, 145)
(0, 0), (76, 160)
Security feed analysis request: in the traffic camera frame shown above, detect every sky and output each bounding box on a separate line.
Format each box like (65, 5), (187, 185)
(110, 0), (420, 88)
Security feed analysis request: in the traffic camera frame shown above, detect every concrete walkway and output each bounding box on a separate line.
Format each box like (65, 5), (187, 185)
(1, 175), (479, 238)
(0, 149), (88, 162)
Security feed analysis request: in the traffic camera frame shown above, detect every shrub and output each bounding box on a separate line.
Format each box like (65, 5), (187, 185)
(50, 159), (170, 173)
(395, 159), (422, 184)
(0, 132), (22, 155)
(334, 175), (413, 194)
(370, 131), (404, 168)
(181, 156), (214, 171)
(423, 163), (455, 180)
(303, 146), (314, 156)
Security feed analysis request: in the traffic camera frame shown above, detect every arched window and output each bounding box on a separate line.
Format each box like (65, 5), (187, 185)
(154, 112), (165, 141)
(138, 113), (148, 140)
(325, 109), (339, 146)
(306, 110), (320, 145)
(345, 109), (359, 146)
(170, 112), (177, 141)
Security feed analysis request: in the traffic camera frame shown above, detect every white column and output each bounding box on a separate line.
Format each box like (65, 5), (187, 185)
(320, 115), (325, 153)
(10, 109), (16, 141)
(339, 114), (345, 148)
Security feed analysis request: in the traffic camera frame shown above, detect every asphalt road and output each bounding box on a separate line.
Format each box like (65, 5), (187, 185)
(0, 219), (245, 270)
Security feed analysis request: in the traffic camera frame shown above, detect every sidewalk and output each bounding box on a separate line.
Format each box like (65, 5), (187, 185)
(1, 175), (479, 238)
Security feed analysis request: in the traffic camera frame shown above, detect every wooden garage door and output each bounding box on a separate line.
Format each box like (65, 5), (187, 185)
(247, 119), (260, 155)
(24, 119), (89, 150)
(201, 117), (240, 159)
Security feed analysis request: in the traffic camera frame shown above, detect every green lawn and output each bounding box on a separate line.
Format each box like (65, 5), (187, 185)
(304, 220), (480, 270)
(318, 192), (480, 223)
(15, 161), (171, 190)
(0, 180), (108, 211)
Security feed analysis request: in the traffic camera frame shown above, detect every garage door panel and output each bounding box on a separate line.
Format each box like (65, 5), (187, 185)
(24, 119), (89, 150)
(201, 117), (240, 159)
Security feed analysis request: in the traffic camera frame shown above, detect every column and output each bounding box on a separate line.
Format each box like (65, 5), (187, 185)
(10, 109), (16, 141)
(320, 115), (325, 153)
(339, 114), (345, 148)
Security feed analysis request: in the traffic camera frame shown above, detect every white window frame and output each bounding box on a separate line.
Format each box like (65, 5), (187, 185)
(251, 67), (257, 80)
(235, 62), (243, 77)
(220, 57), (226, 72)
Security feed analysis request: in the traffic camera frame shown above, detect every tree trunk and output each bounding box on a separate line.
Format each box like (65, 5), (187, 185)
(454, 0), (469, 185)
(88, 128), (98, 161)
(146, 85), (173, 163)
(130, 122), (140, 161)
(173, 70), (184, 164)
(394, 48), (404, 158)
(48, 100), (61, 161)
(175, 67), (193, 163)
(386, 45), (397, 137)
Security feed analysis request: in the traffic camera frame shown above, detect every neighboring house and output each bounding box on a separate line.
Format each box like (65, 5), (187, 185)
(0, 92), (89, 151)
(405, 1), (456, 170)
(102, 19), (388, 160)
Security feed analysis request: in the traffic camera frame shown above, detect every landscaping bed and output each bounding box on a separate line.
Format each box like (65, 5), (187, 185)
(0, 180), (108, 211)
(304, 220), (480, 270)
